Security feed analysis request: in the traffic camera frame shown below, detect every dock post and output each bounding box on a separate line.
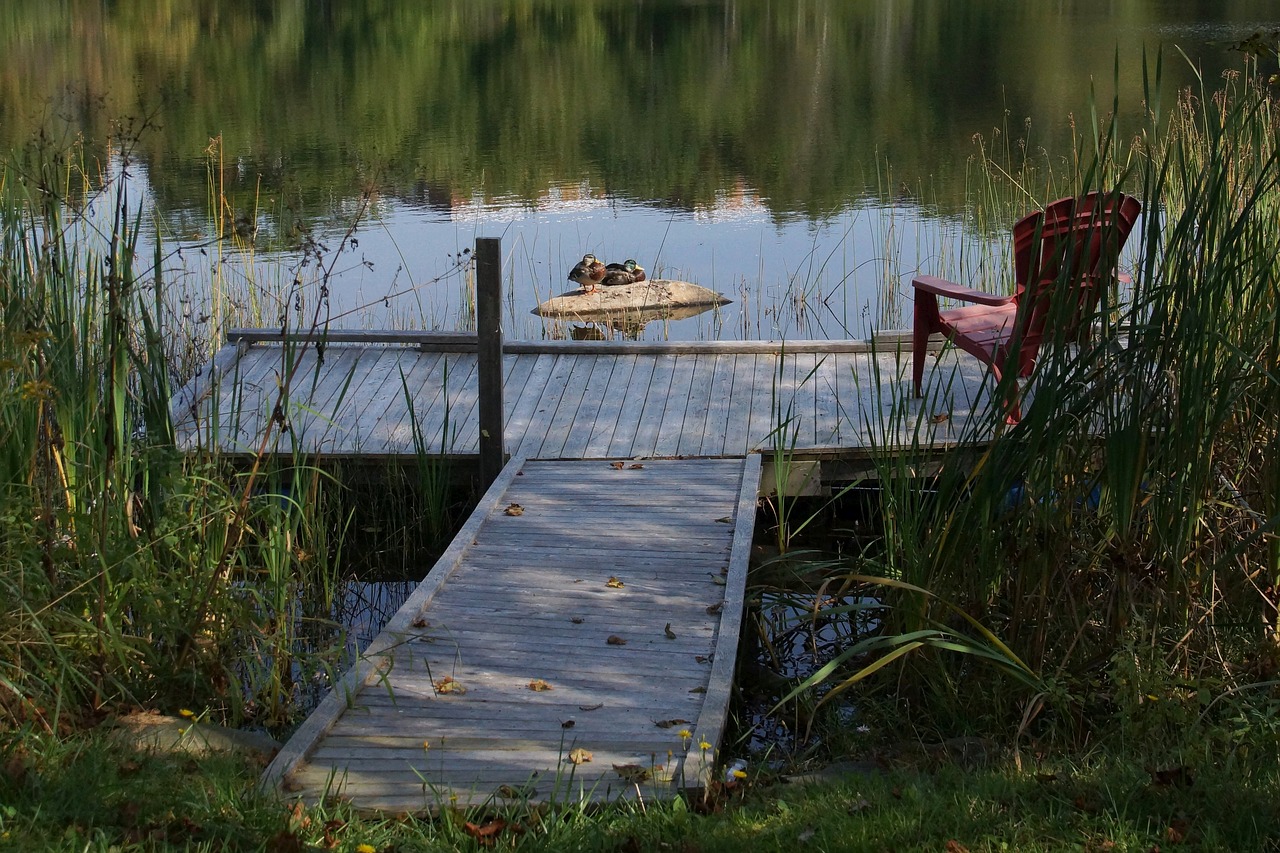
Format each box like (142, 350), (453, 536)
(475, 237), (506, 489)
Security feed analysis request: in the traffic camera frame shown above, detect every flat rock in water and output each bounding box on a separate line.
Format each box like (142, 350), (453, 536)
(533, 278), (731, 318)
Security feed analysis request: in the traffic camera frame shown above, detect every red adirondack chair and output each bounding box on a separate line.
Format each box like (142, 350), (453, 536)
(911, 190), (1142, 422)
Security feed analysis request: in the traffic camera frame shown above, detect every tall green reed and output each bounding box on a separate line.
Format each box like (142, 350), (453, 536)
(777, 55), (1280, 743)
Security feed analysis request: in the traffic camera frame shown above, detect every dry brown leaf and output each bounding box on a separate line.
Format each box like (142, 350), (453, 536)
(570, 617), (585, 624)
(561, 719), (575, 729)
(610, 461), (625, 470)
(931, 412), (951, 423)
(944, 841), (970, 853)
(613, 764), (650, 783)
(628, 463), (645, 470)
(689, 686), (706, 694)
(464, 818), (507, 844)
(710, 574), (727, 586)
(653, 718), (691, 729)
(504, 503), (524, 516)
(606, 576), (625, 589)
(664, 623), (677, 640)
(527, 679), (553, 692)
(607, 635), (627, 646)
(568, 748), (593, 765)
(695, 654), (711, 663)
(1166, 818), (1191, 844)
(579, 703), (604, 711)
(411, 616), (429, 629)
(320, 819), (346, 849)
(715, 516), (733, 524)
(434, 676), (467, 695)
(706, 602), (724, 615)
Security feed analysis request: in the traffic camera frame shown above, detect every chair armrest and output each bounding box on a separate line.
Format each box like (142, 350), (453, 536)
(911, 275), (1016, 307)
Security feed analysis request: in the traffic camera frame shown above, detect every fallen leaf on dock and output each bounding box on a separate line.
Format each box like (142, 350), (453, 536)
(561, 719), (575, 729)
(689, 687), (706, 693)
(710, 574), (727, 586)
(434, 676), (467, 695)
(664, 623), (677, 639)
(653, 718), (691, 729)
(931, 412), (951, 423)
(628, 463), (645, 470)
(695, 654), (711, 663)
(706, 603), (723, 615)
(613, 764), (650, 783)
(504, 503), (524, 516)
(607, 635), (627, 646)
(570, 617), (584, 624)
(606, 576), (625, 589)
(411, 617), (430, 629)
(568, 748), (593, 765)
(610, 461), (625, 470)
(579, 703), (604, 711)
(527, 679), (553, 692)
(715, 516), (733, 524)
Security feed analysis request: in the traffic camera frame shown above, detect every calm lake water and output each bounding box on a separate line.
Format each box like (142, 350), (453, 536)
(4, 1), (1277, 341)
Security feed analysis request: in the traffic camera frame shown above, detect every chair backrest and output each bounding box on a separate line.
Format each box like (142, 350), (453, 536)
(1009, 190), (1142, 369)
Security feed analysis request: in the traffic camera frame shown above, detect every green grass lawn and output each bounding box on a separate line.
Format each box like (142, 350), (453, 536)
(3, 727), (1278, 852)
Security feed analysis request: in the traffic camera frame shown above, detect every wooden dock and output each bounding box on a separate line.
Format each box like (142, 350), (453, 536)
(261, 454), (761, 811)
(171, 329), (993, 471)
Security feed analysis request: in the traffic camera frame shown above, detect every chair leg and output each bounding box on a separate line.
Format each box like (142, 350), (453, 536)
(912, 300), (933, 398)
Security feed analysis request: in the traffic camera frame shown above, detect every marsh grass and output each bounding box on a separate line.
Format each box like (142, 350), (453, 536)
(757, 56), (1280, 759)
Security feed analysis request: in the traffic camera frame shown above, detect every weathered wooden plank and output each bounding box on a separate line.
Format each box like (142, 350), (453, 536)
(361, 349), (446, 453)
(283, 346), (376, 450)
(670, 353), (717, 457)
(502, 353), (556, 453)
(513, 354), (578, 459)
(604, 355), (658, 459)
(379, 349), (454, 454)
(622, 354), (677, 458)
(450, 352), (521, 454)
(581, 354), (637, 459)
(746, 352), (784, 452)
(721, 354), (759, 455)
(694, 354), (735, 457)
(415, 354), (479, 455)
(651, 354), (699, 457)
(227, 327), (942, 355)
(260, 455), (529, 792)
(555, 355), (618, 459)
(532, 355), (598, 459)
(813, 353), (841, 446)
(680, 451), (759, 786)
(171, 341), (248, 442)
(327, 349), (414, 450)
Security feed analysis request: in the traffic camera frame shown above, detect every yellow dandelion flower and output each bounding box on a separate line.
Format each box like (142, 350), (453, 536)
(699, 740), (712, 751)
(677, 729), (692, 739)
(356, 845), (377, 853)
(178, 709), (196, 718)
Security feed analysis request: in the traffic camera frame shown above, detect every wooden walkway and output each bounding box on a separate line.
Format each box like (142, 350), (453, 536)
(171, 330), (993, 463)
(261, 454), (761, 811)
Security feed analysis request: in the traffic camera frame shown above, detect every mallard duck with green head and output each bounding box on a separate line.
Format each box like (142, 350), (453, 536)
(601, 259), (646, 286)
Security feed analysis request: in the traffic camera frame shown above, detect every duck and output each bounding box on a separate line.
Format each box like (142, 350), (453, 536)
(601, 259), (646, 286)
(567, 253), (606, 293)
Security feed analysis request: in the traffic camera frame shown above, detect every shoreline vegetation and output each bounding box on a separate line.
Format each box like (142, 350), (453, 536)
(3, 57), (1280, 849)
